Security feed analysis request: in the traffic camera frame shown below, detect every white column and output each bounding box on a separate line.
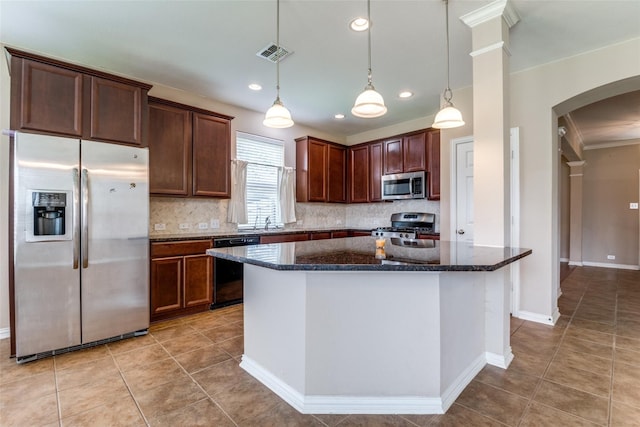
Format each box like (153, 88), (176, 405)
(461, 0), (519, 247)
(461, 0), (520, 367)
(567, 161), (586, 266)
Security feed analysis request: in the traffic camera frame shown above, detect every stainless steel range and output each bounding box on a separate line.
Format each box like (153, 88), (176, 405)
(371, 212), (436, 239)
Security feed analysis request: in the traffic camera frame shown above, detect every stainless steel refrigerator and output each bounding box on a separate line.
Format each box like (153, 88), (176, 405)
(12, 132), (149, 362)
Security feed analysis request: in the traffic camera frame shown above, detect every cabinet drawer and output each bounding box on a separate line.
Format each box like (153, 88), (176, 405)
(151, 240), (212, 258)
(331, 231), (349, 238)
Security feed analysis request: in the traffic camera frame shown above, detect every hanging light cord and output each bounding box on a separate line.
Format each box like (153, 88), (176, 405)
(443, 0), (453, 104)
(275, 0), (281, 100)
(366, 0), (373, 87)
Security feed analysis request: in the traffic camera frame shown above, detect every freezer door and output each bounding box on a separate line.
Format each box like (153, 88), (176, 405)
(14, 133), (81, 357)
(80, 140), (149, 343)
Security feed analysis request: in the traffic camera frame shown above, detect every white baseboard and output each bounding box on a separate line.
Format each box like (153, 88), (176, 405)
(568, 261), (583, 266)
(0, 328), (10, 340)
(514, 310), (557, 325)
(559, 258), (569, 263)
(486, 348), (514, 369)
(582, 261), (640, 271)
(241, 354), (484, 414)
(439, 353), (486, 412)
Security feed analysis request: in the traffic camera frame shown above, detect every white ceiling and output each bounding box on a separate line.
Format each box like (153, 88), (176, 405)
(1, 0), (639, 139)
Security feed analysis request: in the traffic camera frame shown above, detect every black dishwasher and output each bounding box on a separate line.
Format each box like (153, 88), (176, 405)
(211, 236), (260, 309)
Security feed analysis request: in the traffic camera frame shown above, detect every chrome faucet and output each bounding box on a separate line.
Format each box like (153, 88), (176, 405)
(264, 216), (272, 231)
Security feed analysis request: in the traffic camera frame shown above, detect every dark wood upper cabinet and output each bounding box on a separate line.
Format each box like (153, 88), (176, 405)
(403, 131), (427, 172)
(192, 113), (231, 198)
(369, 141), (383, 202)
(295, 136), (346, 203)
(148, 97), (233, 198)
(148, 101), (191, 195)
(383, 138), (403, 175)
(297, 136), (345, 203)
(383, 131), (426, 175)
(426, 129), (441, 200)
(348, 145), (369, 203)
(8, 48), (150, 146)
(327, 144), (347, 203)
(10, 58), (83, 136)
(86, 76), (144, 145)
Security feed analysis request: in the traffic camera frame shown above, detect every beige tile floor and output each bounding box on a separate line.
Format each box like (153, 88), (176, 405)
(1, 265), (640, 426)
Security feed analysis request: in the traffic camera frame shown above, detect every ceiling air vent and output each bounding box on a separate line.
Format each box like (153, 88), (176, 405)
(256, 43), (292, 63)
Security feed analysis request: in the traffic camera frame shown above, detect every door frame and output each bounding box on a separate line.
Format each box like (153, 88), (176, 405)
(449, 129), (521, 315)
(449, 136), (474, 242)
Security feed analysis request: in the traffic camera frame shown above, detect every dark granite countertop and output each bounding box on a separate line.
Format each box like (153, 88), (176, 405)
(149, 228), (375, 242)
(206, 236), (531, 272)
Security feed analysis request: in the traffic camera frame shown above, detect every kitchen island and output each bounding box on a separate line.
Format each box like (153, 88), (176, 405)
(207, 237), (531, 414)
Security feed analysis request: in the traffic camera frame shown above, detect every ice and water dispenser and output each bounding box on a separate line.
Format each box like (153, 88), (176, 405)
(31, 191), (67, 238)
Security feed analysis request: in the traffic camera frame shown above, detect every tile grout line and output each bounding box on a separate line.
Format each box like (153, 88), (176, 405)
(107, 341), (152, 427)
(154, 331), (241, 427)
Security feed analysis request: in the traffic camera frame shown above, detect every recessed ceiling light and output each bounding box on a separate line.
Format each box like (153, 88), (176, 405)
(350, 17), (369, 32)
(334, 114), (345, 119)
(399, 91), (413, 99)
(248, 83), (262, 91)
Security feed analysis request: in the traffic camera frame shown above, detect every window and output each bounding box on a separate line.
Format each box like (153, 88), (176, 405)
(236, 132), (284, 229)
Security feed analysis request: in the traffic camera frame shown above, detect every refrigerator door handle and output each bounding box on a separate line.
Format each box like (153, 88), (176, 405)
(72, 168), (80, 269)
(81, 168), (89, 269)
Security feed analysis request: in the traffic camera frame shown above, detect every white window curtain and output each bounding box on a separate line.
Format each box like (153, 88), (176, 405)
(227, 159), (248, 224)
(278, 166), (296, 224)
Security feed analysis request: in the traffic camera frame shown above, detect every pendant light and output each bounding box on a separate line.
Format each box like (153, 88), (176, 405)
(432, 0), (465, 129)
(351, 0), (387, 118)
(264, 0), (294, 128)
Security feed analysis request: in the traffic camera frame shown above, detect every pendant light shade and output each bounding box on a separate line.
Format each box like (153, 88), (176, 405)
(432, 0), (464, 129)
(263, 97), (294, 128)
(264, 0), (294, 128)
(352, 83), (387, 118)
(352, 0), (386, 118)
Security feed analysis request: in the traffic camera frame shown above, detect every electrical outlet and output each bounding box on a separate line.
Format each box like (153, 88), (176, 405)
(210, 219), (220, 229)
(154, 223), (166, 231)
(198, 222), (208, 230)
(631, 202), (639, 209)
(607, 255), (615, 260)
(179, 223), (190, 230)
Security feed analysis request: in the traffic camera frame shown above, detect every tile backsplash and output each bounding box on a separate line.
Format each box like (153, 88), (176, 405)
(149, 197), (440, 236)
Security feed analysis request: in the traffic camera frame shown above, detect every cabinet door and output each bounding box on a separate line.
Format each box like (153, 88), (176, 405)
(192, 113), (231, 197)
(148, 102), (192, 195)
(383, 138), (403, 175)
(87, 76), (144, 145)
(308, 140), (328, 202)
(369, 142), (383, 202)
(403, 132), (426, 172)
(184, 254), (213, 307)
(150, 257), (183, 316)
(11, 58), (83, 136)
(426, 130), (441, 200)
(349, 145), (369, 203)
(328, 144), (346, 203)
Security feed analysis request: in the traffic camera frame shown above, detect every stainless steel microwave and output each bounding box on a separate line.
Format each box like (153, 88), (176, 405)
(381, 171), (426, 200)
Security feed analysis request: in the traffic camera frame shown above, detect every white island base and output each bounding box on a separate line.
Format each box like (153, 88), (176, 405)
(239, 264), (513, 415)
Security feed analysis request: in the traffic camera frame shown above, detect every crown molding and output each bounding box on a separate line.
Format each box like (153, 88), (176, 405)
(460, 0), (520, 29)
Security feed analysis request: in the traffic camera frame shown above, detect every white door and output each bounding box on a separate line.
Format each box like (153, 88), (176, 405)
(455, 140), (474, 243)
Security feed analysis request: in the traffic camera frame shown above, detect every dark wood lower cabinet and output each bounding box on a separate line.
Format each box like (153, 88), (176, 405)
(150, 240), (213, 322)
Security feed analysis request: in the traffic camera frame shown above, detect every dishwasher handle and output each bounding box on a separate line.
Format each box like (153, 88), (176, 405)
(214, 236), (260, 248)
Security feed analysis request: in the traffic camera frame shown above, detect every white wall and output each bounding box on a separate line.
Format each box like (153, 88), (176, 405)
(511, 38), (640, 321)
